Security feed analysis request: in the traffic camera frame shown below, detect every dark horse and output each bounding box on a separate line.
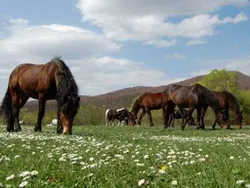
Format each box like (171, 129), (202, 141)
(168, 108), (196, 127)
(203, 90), (243, 129)
(131, 92), (164, 126)
(0, 57), (80, 134)
(162, 84), (228, 130)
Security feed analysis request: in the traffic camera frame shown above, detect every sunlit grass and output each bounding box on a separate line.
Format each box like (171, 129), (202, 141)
(1, 124), (250, 187)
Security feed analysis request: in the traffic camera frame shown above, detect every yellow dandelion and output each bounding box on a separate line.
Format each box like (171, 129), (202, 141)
(161, 165), (168, 171)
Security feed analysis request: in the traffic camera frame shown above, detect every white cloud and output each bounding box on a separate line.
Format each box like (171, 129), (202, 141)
(143, 39), (177, 48)
(190, 57), (250, 77)
(0, 18), (175, 97)
(0, 18), (121, 62)
(186, 39), (207, 46)
(76, 0), (248, 42)
(72, 56), (170, 95)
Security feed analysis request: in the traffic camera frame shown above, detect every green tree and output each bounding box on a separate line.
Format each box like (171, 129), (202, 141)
(198, 69), (239, 93)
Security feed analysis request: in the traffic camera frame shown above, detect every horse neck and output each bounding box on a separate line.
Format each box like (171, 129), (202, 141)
(227, 96), (240, 116)
(131, 103), (140, 117)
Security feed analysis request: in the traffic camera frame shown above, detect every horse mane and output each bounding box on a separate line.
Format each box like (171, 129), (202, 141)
(223, 90), (240, 113)
(131, 96), (141, 116)
(51, 57), (79, 109)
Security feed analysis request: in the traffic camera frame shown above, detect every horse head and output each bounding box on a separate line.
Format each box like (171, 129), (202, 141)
(129, 112), (137, 126)
(59, 94), (80, 134)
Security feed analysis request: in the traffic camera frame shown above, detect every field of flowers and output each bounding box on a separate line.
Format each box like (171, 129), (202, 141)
(1, 124), (250, 187)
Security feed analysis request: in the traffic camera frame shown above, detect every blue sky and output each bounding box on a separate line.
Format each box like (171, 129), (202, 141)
(0, 0), (250, 97)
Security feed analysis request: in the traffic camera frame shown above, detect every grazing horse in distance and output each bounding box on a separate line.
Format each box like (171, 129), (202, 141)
(162, 84), (228, 130)
(203, 90), (243, 129)
(131, 92), (164, 126)
(105, 108), (136, 126)
(168, 108), (196, 127)
(0, 57), (80, 134)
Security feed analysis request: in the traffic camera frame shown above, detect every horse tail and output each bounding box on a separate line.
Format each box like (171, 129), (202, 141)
(0, 88), (13, 125)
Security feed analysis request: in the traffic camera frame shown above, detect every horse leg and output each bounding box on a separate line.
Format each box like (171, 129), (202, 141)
(162, 104), (170, 129)
(182, 107), (195, 130)
(196, 107), (204, 129)
(168, 114), (175, 127)
(14, 95), (29, 132)
(146, 109), (154, 127)
(34, 94), (46, 132)
(225, 108), (230, 129)
(11, 91), (22, 132)
(138, 109), (146, 125)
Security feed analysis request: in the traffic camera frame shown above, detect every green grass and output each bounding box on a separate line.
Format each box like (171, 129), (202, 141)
(1, 124), (250, 187)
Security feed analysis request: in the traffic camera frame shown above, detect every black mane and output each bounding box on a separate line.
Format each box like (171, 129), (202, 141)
(52, 58), (79, 111)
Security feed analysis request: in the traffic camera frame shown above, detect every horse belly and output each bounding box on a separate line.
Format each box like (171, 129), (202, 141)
(172, 95), (190, 108)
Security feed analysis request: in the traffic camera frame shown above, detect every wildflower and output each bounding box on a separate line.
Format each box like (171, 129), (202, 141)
(89, 157), (94, 161)
(230, 156), (234, 160)
(161, 165), (168, 171)
(0, 182), (3, 188)
(6, 174), (15, 181)
(138, 179), (145, 186)
(245, 184), (250, 188)
(236, 180), (245, 185)
(14, 155), (20, 159)
(19, 171), (30, 177)
(19, 181), (28, 187)
(136, 163), (145, 167)
(171, 180), (178, 185)
(158, 169), (166, 174)
(199, 158), (206, 162)
(144, 155), (149, 159)
(30, 171), (38, 176)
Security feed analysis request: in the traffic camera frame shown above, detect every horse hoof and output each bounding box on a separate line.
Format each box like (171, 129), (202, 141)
(15, 128), (22, 132)
(7, 128), (15, 132)
(34, 127), (42, 132)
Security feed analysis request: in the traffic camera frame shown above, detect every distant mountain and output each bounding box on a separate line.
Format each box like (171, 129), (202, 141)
(23, 71), (250, 111)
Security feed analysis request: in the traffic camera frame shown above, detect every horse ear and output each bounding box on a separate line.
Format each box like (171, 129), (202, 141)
(77, 96), (80, 102)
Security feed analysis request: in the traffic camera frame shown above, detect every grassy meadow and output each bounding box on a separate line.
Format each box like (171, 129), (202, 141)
(1, 124), (250, 187)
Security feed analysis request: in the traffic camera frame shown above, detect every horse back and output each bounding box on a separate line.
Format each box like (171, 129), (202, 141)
(166, 85), (195, 107)
(8, 62), (59, 99)
(141, 92), (164, 109)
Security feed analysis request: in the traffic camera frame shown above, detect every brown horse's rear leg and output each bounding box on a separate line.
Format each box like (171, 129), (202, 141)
(146, 109), (154, 127)
(35, 95), (46, 132)
(11, 91), (27, 132)
(182, 107), (195, 130)
(14, 95), (29, 132)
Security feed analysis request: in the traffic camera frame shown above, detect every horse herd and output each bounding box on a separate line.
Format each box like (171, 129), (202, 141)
(0, 58), (243, 134)
(106, 84), (243, 130)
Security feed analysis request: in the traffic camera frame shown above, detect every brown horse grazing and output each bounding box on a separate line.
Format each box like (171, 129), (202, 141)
(0, 57), (80, 134)
(203, 90), (243, 129)
(131, 92), (164, 126)
(162, 84), (228, 130)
